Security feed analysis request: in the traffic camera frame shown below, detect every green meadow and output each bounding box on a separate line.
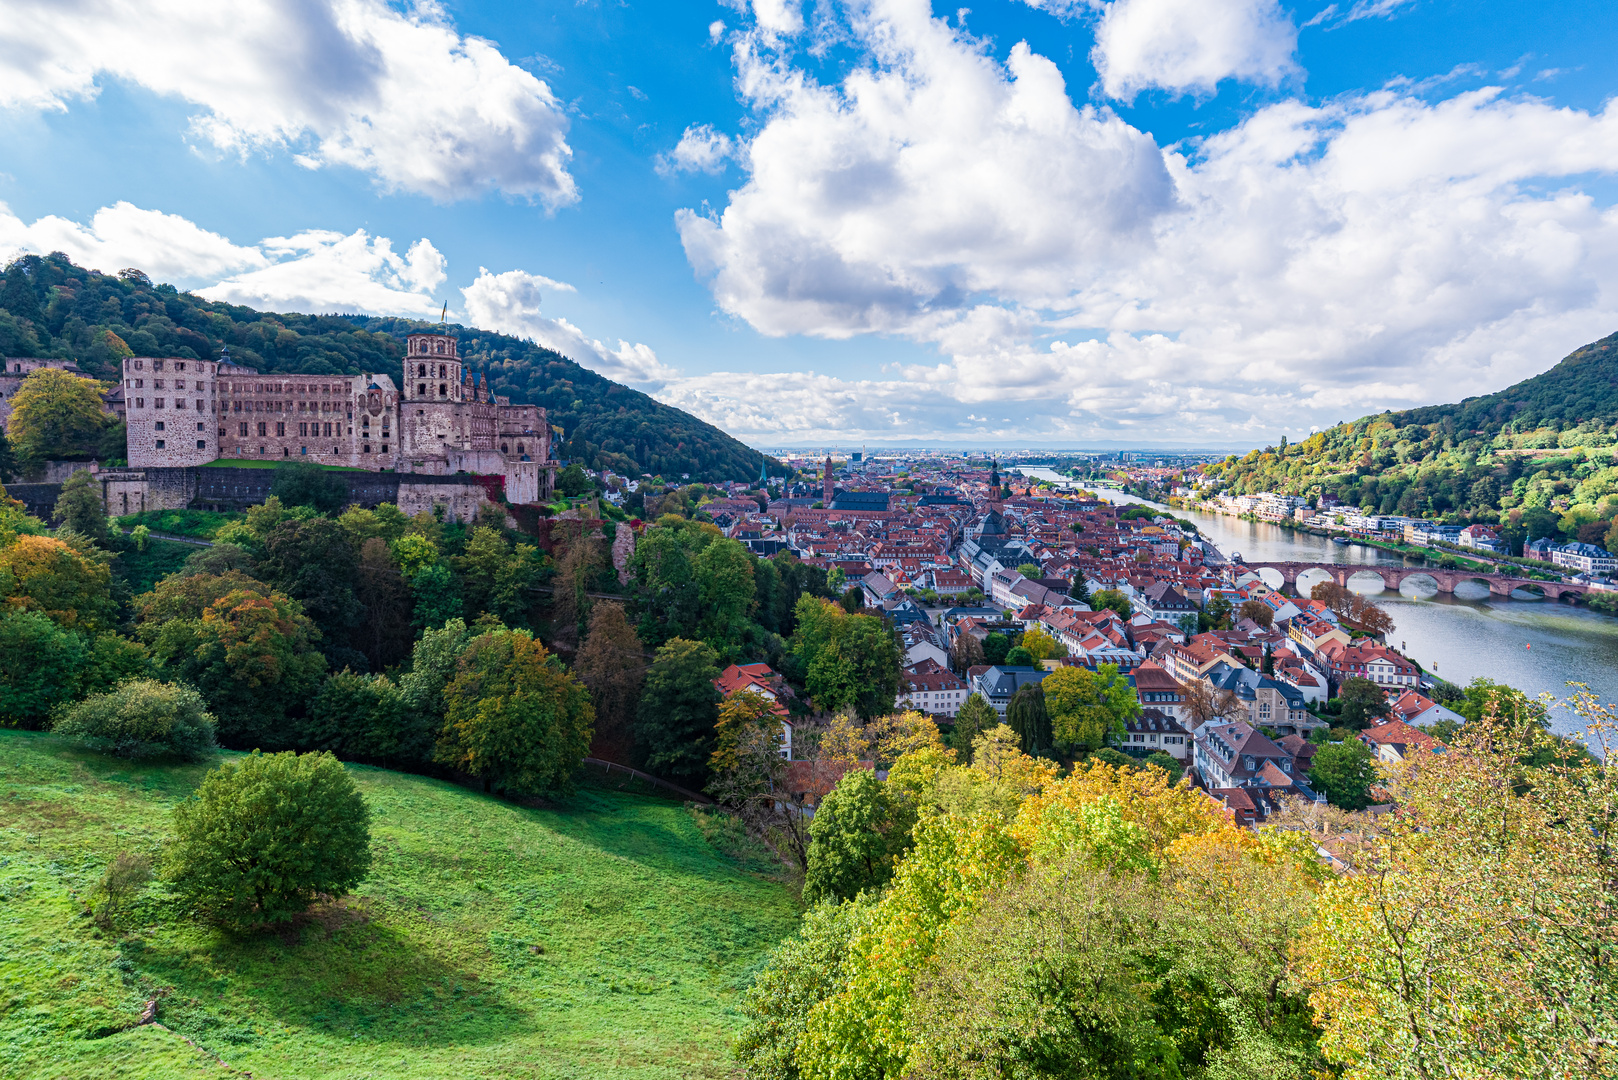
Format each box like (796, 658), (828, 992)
(0, 730), (800, 1079)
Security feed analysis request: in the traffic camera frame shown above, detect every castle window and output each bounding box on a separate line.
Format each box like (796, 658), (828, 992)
(299, 423), (308, 436)
(439, 365), (446, 377)
(381, 443), (388, 453)
(258, 422), (267, 437)
(363, 445), (370, 454)
(239, 423), (248, 436)
(197, 440), (206, 449)
(154, 398), (165, 408)
(418, 384), (426, 396)
(135, 398), (144, 408)
(439, 384), (447, 396)
(177, 362), (186, 371)
(155, 439), (165, 449)
(324, 422), (332, 436)
(197, 422), (204, 431)
(500, 443), (508, 453)
(155, 421), (165, 431)
(153, 360), (164, 371)
(276, 422), (285, 436)
(134, 360), (142, 370)
(418, 364), (426, 376)
(154, 379), (165, 389)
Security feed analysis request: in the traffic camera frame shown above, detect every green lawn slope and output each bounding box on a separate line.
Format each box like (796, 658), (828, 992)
(0, 730), (799, 1079)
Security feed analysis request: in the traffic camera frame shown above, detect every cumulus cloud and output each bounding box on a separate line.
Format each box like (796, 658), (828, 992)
(678, 7), (1172, 338)
(666, 0), (1618, 443)
(200, 232), (448, 317)
(0, 0), (575, 204)
(0, 200), (267, 280)
(461, 268), (677, 387)
(656, 124), (736, 176)
(1091, 0), (1300, 101)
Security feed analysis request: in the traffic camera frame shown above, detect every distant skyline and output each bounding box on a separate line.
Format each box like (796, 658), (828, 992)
(1, 0), (1615, 450)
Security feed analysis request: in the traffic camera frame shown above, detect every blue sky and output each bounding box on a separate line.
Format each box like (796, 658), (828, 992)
(1, 0), (1616, 450)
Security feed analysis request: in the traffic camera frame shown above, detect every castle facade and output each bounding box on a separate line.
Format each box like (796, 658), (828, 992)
(122, 331), (556, 504)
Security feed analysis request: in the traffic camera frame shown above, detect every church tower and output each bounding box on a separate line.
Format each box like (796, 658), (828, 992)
(823, 455), (834, 506)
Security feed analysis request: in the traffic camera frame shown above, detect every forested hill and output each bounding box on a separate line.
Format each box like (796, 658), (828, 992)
(1203, 332), (1618, 526)
(0, 252), (779, 482)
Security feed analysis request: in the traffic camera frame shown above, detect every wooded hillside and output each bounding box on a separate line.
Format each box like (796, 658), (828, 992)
(1204, 332), (1618, 534)
(0, 253), (778, 482)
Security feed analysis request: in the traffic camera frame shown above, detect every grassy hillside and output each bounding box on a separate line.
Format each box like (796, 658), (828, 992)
(0, 730), (799, 1079)
(0, 253), (779, 482)
(1202, 332), (1618, 536)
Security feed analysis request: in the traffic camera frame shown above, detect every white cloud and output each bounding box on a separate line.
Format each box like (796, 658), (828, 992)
(678, 6), (1172, 338)
(1091, 0), (1300, 101)
(201, 231), (448, 317)
(0, 0), (575, 205)
(1305, 0), (1418, 29)
(752, 0), (805, 35)
(656, 124), (736, 176)
(0, 200), (267, 280)
(461, 268), (677, 387)
(667, 0), (1618, 443)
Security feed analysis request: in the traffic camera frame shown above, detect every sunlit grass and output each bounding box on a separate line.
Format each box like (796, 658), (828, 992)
(0, 730), (799, 1079)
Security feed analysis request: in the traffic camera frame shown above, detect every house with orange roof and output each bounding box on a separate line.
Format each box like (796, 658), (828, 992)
(714, 663), (796, 759)
(1358, 717), (1448, 764)
(1385, 688), (1464, 729)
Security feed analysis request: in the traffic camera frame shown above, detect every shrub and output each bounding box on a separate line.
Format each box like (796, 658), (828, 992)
(53, 679), (217, 760)
(166, 750), (372, 932)
(92, 851), (153, 930)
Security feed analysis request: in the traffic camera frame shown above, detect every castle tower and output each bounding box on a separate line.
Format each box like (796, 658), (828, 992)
(404, 332), (463, 403)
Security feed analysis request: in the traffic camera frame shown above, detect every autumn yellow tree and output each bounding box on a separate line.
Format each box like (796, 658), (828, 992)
(7, 367), (109, 462)
(1296, 689), (1618, 1080)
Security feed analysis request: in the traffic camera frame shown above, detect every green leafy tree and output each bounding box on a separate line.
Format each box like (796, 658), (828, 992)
(0, 609), (89, 728)
(952, 693), (998, 760)
(52, 679), (216, 761)
(1092, 589), (1133, 618)
(790, 596), (900, 719)
(398, 618), (475, 726)
(302, 670), (429, 768)
(7, 367), (108, 462)
(573, 602), (645, 761)
(982, 632), (1011, 666)
(634, 636), (722, 786)
(52, 469), (109, 545)
(1006, 683), (1054, 757)
(1202, 592), (1234, 632)
(1016, 562), (1041, 578)
(1003, 645), (1035, 667)
(437, 629), (594, 795)
(694, 537), (757, 660)
(733, 898), (870, 1080)
(1337, 676), (1391, 729)
(409, 562), (462, 630)
(556, 462), (592, 497)
(166, 750), (371, 932)
(0, 429), (16, 483)
(1044, 663), (1138, 752)
(457, 525), (546, 627)
(135, 571), (327, 747)
(269, 461), (350, 515)
(1142, 750), (1183, 782)
(803, 769), (912, 904)
(1307, 739), (1378, 811)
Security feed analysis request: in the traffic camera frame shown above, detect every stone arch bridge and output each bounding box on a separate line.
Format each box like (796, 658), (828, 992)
(1239, 561), (1593, 602)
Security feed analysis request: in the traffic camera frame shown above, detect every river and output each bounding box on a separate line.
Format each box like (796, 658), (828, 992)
(1014, 467), (1618, 737)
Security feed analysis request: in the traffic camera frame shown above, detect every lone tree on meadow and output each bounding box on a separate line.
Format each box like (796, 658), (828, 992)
(166, 750), (371, 932)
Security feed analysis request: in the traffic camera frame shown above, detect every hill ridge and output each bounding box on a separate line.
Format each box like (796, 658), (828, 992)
(0, 253), (780, 483)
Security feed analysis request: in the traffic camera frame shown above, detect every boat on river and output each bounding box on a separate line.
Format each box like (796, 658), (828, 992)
(1332, 536), (1351, 545)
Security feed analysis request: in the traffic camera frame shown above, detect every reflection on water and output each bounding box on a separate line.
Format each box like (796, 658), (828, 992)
(1063, 480), (1618, 737)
